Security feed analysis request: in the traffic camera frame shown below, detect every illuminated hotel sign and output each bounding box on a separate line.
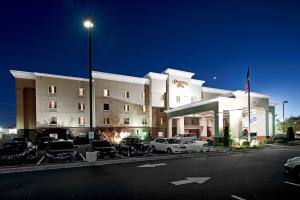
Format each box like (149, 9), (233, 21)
(172, 79), (188, 88)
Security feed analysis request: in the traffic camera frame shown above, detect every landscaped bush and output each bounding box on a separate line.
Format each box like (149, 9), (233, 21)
(223, 125), (231, 147)
(275, 139), (285, 144)
(286, 127), (295, 141)
(287, 141), (298, 145)
(273, 134), (287, 141)
(242, 141), (250, 147)
(264, 139), (274, 144)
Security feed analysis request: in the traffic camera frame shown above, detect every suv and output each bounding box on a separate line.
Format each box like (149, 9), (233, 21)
(116, 137), (146, 157)
(45, 141), (77, 162)
(284, 156), (300, 179)
(92, 140), (116, 159)
(173, 133), (197, 143)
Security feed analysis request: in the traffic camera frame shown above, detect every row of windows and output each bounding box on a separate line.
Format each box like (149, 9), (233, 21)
(48, 101), (147, 113)
(48, 86), (146, 100)
(48, 117), (164, 126)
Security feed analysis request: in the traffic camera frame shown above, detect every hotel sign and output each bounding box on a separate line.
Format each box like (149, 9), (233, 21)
(172, 79), (188, 88)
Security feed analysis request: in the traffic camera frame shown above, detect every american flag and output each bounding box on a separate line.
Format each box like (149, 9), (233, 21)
(245, 66), (250, 94)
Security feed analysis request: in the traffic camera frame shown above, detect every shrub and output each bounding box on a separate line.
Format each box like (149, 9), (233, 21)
(287, 141), (298, 145)
(223, 125), (231, 147)
(242, 141), (250, 147)
(275, 139), (286, 144)
(264, 139), (274, 144)
(286, 127), (295, 141)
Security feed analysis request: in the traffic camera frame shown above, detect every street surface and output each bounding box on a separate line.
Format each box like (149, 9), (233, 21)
(0, 145), (299, 200)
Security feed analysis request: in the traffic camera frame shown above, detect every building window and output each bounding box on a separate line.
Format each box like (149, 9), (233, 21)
(79, 88), (85, 96)
(50, 117), (57, 126)
(124, 118), (130, 125)
(142, 92), (145, 100)
(78, 102), (85, 111)
(176, 96), (181, 103)
(103, 89), (109, 97)
(142, 118), (147, 125)
(104, 103), (110, 111)
(104, 117), (110, 125)
(142, 105), (147, 112)
(160, 94), (164, 101)
(124, 91), (129, 99)
(49, 101), (57, 110)
(160, 118), (164, 125)
(124, 104), (130, 112)
(48, 85), (56, 94)
(79, 117), (85, 126)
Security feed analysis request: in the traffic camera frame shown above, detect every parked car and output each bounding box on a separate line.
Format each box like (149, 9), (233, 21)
(150, 138), (189, 154)
(116, 137), (146, 157)
(91, 140), (116, 159)
(73, 137), (91, 150)
(284, 156), (300, 178)
(12, 137), (33, 148)
(173, 133), (197, 143)
(0, 141), (37, 164)
(37, 136), (55, 150)
(45, 141), (77, 162)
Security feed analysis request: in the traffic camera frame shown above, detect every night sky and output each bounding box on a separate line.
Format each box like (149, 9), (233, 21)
(0, 0), (299, 127)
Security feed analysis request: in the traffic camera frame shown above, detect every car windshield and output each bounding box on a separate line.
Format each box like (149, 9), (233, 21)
(123, 138), (140, 143)
(49, 142), (74, 150)
(40, 137), (52, 142)
(166, 139), (180, 144)
(2, 142), (27, 151)
(93, 140), (111, 147)
(74, 137), (89, 145)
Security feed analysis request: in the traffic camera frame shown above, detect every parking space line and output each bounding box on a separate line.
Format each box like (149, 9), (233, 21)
(284, 181), (300, 187)
(231, 195), (247, 200)
(37, 156), (45, 165)
(79, 153), (86, 161)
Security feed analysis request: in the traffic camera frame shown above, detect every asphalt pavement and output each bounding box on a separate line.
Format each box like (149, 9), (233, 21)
(0, 145), (299, 200)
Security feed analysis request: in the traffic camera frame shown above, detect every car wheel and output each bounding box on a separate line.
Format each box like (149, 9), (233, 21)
(167, 148), (172, 154)
(151, 146), (156, 153)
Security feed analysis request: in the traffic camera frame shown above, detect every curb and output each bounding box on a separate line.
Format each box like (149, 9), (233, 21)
(0, 149), (257, 175)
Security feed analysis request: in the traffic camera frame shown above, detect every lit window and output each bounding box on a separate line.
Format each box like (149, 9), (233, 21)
(160, 118), (164, 125)
(79, 117), (85, 125)
(160, 95), (164, 101)
(78, 102), (85, 111)
(103, 89), (109, 97)
(124, 104), (130, 112)
(48, 85), (56, 94)
(176, 96), (181, 103)
(142, 105), (147, 112)
(124, 118), (130, 125)
(79, 88), (85, 96)
(142, 118), (147, 125)
(142, 92), (145, 100)
(50, 117), (57, 125)
(104, 103), (110, 111)
(49, 101), (57, 109)
(104, 117), (110, 125)
(124, 91), (129, 99)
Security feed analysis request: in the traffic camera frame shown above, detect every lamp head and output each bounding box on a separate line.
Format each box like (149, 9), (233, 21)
(283, 100), (288, 103)
(83, 16), (94, 29)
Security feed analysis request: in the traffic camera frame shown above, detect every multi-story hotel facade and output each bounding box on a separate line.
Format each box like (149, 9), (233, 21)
(10, 68), (276, 142)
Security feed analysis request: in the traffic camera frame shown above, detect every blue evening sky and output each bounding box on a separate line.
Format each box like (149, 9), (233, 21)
(0, 0), (299, 127)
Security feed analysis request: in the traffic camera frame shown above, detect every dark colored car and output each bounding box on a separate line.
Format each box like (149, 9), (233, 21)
(37, 136), (54, 150)
(116, 137), (146, 157)
(45, 141), (77, 162)
(91, 140), (116, 159)
(73, 137), (91, 150)
(0, 141), (37, 164)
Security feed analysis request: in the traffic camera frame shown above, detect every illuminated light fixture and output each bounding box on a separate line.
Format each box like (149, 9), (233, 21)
(83, 18), (94, 29)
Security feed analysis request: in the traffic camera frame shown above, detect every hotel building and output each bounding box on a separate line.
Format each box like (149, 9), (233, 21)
(10, 68), (276, 141)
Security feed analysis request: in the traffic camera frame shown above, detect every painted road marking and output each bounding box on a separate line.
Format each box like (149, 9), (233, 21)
(37, 156), (45, 165)
(231, 195), (247, 200)
(171, 177), (210, 186)
(284, 181), (300, 187)
(138, 163), (166, 168)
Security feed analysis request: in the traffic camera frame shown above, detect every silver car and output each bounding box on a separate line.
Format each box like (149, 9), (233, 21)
(284, 156), (300, 178)
(173, 133), (197, 143)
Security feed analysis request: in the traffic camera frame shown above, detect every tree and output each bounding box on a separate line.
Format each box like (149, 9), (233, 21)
(223, 125), (231, 147)
(286, 127), (295, 141)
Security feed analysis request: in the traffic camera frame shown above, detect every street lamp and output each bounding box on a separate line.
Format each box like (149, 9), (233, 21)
(83, 15), (94, 133)
(282, 100), (288, 133)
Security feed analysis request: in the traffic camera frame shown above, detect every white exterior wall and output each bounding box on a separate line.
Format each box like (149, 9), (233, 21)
(149, 78), (166, 108)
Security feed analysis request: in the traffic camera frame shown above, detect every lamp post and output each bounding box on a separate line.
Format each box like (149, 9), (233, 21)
(282, 100), (288, 133)
(83, 15), (94, 132)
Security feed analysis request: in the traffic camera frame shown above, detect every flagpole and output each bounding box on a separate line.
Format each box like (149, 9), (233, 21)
(246, 65), (251, 142)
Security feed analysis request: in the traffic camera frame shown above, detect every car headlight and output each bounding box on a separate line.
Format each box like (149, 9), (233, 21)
(173, 145), (179, 149)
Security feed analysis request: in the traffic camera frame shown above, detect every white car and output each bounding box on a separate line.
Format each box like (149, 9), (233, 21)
(150, 138), (189, 154)
(173, 133), (197, 143)
(284, 156), (300, 178)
